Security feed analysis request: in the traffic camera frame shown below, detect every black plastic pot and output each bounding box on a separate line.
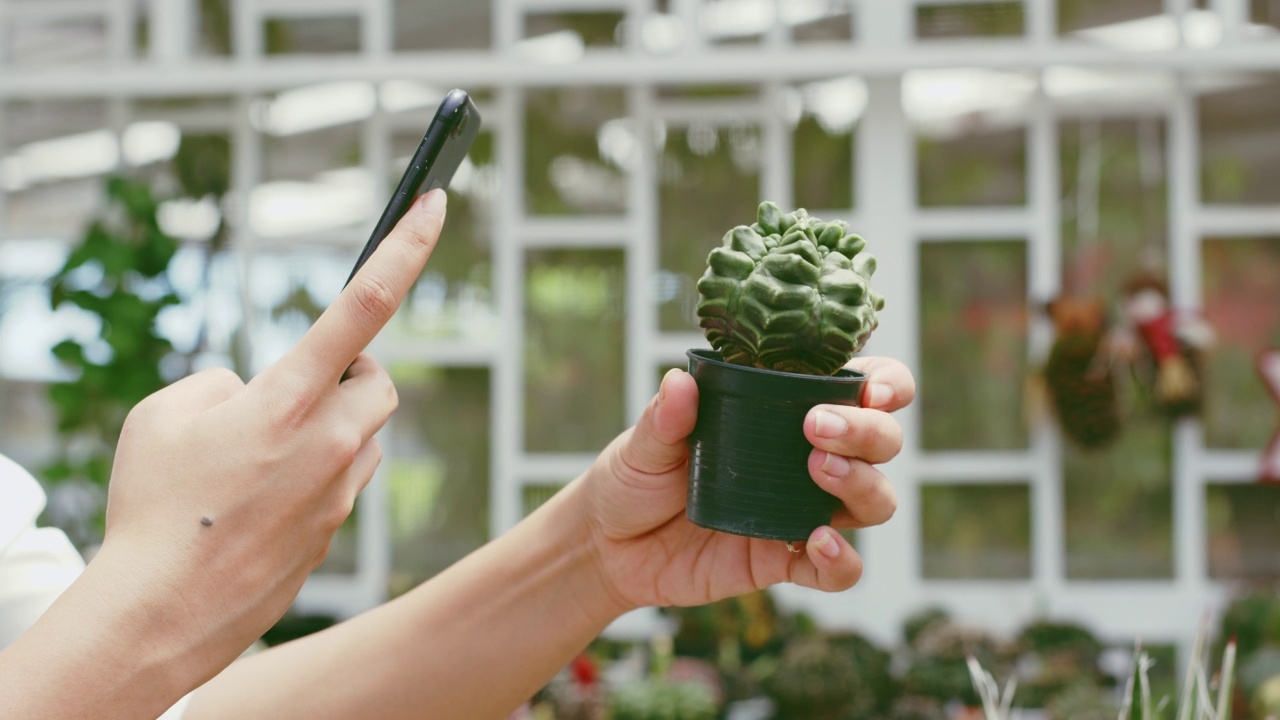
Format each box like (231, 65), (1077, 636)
(685, 349), (867, 542)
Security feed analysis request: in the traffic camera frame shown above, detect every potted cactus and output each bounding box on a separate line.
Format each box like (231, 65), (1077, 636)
(687, 201), (884, 542)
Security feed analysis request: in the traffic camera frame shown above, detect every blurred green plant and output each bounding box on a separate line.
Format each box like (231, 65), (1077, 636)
(1014, 619), (1110, 707)
(758, 635), (866, 720)
(1218, 594), (1280, 663)
(608, 680), (717, 720)
(828, 630), (896, 719)
(967, 626), (1238, 720)
(43, 176), (182, 518)
(609, 637), (720, 720)
(916, 2), (1024, 39)
(887, 695), (948, 720)
(42, 132), (239, 545)
(903, 612), (1008, 706)
(1045, 681), (1119, 720)
(668, 590), (787, 674)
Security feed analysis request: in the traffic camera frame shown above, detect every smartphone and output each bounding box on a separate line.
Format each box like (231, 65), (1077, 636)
(344, 88), (481, 287)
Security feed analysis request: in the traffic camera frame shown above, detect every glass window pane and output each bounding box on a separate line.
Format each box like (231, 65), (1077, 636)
(1200, 76), (1280, 205)
(525, 12), (625, 47)
(921, 484), (1031, 579)
(386, 129), (496, 343)
(525, 88), (628, 216)
(1059, 119), (1167, 295)
(792, 80), (856, 212)
(698, 0), (766, 46)
(1064, 413), (1173, 579)
(1207, 484), (1280, 581)
(3, 100), (111, 237)
(257, 102), (373, 240)
(5, 14), (112, 68)
(789, 0), (854, 43)
(1201, 237), (1280, 449)
(264, 16), (360, 55)
(658, 123), (761, 332)
(523, 483), (566, 517)
(0, 379), (55, 471)
(394, 1), (491, 51)
(386, 366), (491, 597)
(920, 241), (1029, 451)
(1058, 0), (1163, 35)
(245, 246), (346, 373)
(315, 511), (359, 575)
(918, 127), (1027, 207)
(1257, 0), (1280, 29)
(916, 3), (1025, 39)
(525, 249), (626, 452)
(263, 124), (363, 183)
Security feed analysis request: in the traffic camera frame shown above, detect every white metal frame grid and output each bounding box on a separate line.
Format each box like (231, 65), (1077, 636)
(1, 0), (1278, 659)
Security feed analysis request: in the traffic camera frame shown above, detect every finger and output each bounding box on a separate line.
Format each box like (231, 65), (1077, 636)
(615, 368), (699, 477)
(844, 356), (916, 412)
(343, 437), (383, 499)
(809, 450), (898, 528)
(786, 527), (863, 592)
(145, 367), (244, 415)
(804, 406), (903, 464)
(337, 354), (399, 442)
(280, 189), (447, 390)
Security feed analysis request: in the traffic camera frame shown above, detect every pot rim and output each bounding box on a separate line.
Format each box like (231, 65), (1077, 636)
(686, 348), (867, 383)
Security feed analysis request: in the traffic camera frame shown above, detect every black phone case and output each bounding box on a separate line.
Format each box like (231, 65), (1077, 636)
(345, 89), (481, 286)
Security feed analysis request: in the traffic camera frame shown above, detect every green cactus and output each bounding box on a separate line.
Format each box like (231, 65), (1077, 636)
(696, 201), (884, 376)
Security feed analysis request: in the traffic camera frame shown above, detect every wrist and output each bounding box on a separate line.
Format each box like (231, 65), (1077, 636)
(0, 538), (202, 719)
(86, 538), (209, 691)
(535, 477), (638, 625)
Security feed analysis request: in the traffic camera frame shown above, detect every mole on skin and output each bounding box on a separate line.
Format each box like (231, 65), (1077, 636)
(201, 516), (214, 527)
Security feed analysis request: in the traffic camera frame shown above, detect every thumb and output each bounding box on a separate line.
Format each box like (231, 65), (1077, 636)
(616, 369), (699, 477)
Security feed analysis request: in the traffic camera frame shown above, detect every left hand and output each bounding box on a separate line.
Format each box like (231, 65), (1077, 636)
(580, 356), (915, 611)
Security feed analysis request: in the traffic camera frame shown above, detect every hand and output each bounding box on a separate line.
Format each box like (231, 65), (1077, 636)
(582, 356), (914, 610)
(97, 190), (447, 684)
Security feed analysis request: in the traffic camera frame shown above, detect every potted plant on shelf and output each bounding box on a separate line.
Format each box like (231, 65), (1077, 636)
(687, 201), (885, 542)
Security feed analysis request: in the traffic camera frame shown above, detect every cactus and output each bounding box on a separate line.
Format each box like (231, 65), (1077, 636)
(696, 201), (884, 376)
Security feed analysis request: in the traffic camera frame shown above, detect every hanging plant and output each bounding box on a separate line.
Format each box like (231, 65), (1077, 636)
(1041, 296), (1121, 449)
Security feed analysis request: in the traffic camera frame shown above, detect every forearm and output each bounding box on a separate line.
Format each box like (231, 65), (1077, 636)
(185, 477), (631, 720)
(0, 542), (204, 720)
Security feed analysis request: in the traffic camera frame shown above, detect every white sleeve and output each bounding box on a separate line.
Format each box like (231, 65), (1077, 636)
(0, 454), (192, 719)
(0, 453), (84, 650)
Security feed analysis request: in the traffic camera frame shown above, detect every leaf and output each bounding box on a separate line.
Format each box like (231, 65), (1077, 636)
(48, 383), (88, 430)
(50, 339), (86, 366)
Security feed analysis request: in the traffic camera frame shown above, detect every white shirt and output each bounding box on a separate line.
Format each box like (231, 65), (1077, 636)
(0, 453), (191, 719)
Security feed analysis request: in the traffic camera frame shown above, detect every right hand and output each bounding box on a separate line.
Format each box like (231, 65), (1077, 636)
(98, 189), (447, 685)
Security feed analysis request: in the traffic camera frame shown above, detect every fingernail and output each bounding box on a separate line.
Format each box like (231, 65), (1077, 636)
(419, 188), (447, 214)
(867, 382), (892, 408)
(813, 409), (847, 438)
(812, 531), (841, 559)
(820, 451), (851, 479)
(658, 368), (678, 404)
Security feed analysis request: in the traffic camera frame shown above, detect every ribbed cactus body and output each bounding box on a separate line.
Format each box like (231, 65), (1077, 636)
(696, 202), (884, 376)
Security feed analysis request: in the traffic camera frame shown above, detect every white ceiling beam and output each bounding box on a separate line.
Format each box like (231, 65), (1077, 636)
(6, 40), (1280, 97)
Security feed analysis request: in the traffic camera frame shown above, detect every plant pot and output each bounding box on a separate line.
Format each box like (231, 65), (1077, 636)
(684, 349), (867, 542)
